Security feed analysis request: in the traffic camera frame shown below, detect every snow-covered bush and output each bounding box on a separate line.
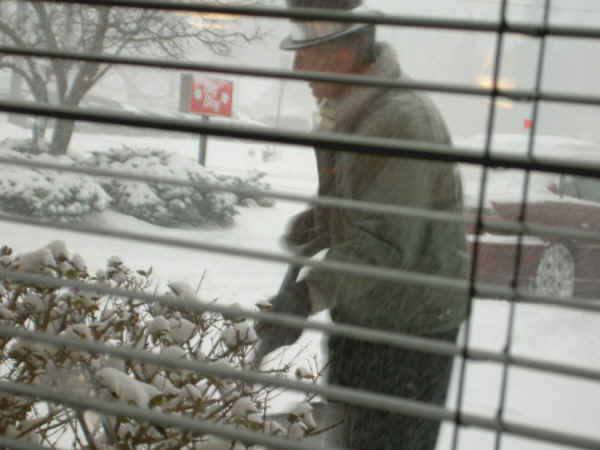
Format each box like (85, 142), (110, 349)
(81, 146), (274, 227)
(0, 140), (110, 221)
(0, 140), (273, 227)
(0, 241), (321, 448)
(3, 138), (40, 155)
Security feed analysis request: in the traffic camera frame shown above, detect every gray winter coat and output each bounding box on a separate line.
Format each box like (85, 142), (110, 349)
(303, 43), (469, 335)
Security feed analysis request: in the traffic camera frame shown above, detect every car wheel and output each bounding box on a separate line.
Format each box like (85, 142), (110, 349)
(532, 242), (576, 299)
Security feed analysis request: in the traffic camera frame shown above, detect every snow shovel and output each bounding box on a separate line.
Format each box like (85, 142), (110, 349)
(278, 264), (301, 292)
(277, 234), (328, 292)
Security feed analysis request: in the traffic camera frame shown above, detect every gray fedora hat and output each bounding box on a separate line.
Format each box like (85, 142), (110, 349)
(280, 0), (376, 51)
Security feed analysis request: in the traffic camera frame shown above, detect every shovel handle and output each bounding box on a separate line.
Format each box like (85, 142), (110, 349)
(278, 235), (329, 293)
(278, 264), (301, 292)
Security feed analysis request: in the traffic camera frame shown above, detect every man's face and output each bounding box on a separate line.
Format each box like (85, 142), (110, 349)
(293, 42), (356, 100)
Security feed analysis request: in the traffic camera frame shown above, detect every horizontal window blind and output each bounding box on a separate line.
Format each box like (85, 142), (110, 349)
(0, 0), (599, 449)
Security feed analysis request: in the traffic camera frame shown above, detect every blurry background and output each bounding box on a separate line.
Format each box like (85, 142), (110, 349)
(3, 0), (598, 143)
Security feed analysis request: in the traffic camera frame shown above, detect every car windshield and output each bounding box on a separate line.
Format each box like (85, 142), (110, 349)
(560, 175), (600, 203)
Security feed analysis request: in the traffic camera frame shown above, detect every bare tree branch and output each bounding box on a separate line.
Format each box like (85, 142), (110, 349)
(66, 7), (110, 105)
(31, 1), (71, 101)
(0, 19), (25, 46)
(0, 18), (49, 88)
(0, 0), (265, 153)
(0, 61), (34, 88)
(0, 60), (49, 105)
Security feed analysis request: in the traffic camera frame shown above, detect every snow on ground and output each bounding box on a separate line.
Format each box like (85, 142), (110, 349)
(439, 300), (600, 450)
(2, 117), (600, 449)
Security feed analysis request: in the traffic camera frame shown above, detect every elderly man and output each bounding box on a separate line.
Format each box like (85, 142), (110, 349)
(255, 1), (469, 448)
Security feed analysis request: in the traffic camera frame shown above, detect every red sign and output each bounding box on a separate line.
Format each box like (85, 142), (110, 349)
(190, 78), (233, 117)
(524, 118), (533, 129)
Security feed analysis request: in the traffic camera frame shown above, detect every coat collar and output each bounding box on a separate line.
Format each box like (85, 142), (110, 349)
(325, 42), (402, 133)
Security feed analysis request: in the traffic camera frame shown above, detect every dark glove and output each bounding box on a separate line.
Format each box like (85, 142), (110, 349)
(281, 209), (329, 256)
(253, 280), (311, 368)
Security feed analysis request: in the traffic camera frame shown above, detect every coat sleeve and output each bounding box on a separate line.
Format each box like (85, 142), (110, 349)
(304, 157), (440, 314)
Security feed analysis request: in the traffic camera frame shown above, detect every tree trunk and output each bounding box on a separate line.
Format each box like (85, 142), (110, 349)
(49, 119), (75, 155)
(32, 117), (49, 152)
(7, 1), (28, 127)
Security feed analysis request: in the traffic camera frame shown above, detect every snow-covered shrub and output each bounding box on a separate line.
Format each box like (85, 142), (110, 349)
(0, 241), (321, 448)
(0, 140), (110, 221)
(3, 138), (39, 155)
(81, 146), (274, 227)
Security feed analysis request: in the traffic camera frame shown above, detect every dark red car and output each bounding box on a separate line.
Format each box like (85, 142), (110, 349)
(459, 135), (600, 299)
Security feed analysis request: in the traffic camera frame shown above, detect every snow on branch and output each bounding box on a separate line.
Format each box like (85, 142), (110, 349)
(0, 240), (326, 449)
(0, 140), (273, 227)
